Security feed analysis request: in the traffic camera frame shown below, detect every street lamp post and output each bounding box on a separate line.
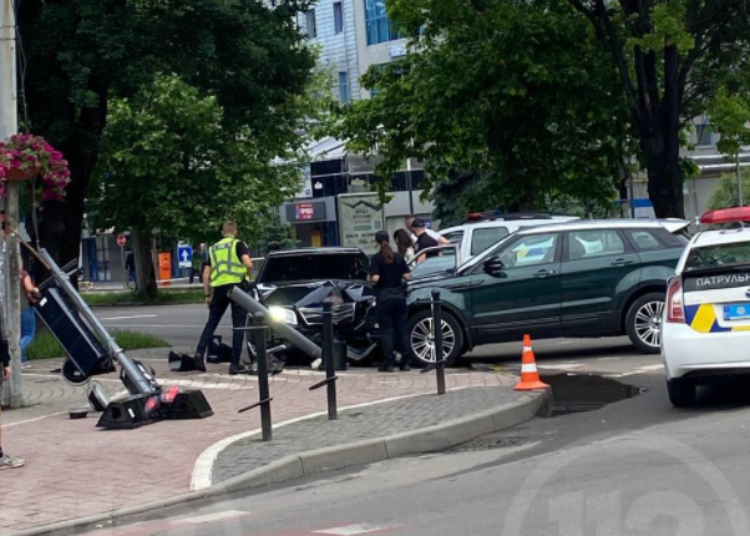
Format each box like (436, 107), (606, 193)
(0, 0), (23, 407)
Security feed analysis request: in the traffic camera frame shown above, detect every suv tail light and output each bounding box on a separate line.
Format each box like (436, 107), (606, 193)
(666, 279), (685, 323)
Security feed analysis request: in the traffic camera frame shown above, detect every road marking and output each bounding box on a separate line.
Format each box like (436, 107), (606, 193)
(180, 510), (252, 524)
(2, 410), (69, 428)
(618, 363), (665, 377)
(100, 314), (159, 321)
(537, 363), (585, 370)
(313, 524), (401, 535)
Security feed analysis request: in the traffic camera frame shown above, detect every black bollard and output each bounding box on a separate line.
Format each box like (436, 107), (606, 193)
(255, 314), (273, 440)
(238, 313), (274, 440)
(309, 300), (339, 419)
(432, 290), (447, 395)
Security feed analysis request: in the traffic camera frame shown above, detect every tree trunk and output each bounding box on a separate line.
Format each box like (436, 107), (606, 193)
(641, 134), (684, 218)
(131, 228), (157, 298)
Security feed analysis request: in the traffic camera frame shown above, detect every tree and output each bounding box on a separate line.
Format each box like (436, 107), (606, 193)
(564, 0), (750, 217)
(17, 0), (315, 266)
(91, 74), (303, 296)
(336, 0), (633, 213)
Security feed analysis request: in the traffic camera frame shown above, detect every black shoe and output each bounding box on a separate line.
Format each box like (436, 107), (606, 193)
(229, 366), (248, 376)
(193, 354), (207, 372)
(400, 365), (411, 372)
(378, 366), (396, 373)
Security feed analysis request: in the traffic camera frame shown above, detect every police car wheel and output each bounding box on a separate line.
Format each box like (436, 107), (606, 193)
(626, 292), (665, 354)
(667, 378), (696, 407)
(407, 309), (464, 367)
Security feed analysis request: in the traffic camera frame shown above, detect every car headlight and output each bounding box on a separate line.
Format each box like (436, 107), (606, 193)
(269, 306), (298, 326)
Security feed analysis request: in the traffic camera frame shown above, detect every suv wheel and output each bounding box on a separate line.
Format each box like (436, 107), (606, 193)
(667, 378), (696, 407)
(626, 292), (665, 354)
(407, 309), (464, 367)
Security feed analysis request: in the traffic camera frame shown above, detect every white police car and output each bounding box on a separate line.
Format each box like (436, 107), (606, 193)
(663, 208), (750, 406)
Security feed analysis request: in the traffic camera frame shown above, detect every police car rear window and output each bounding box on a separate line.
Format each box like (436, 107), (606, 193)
(685, 242), (750, 272)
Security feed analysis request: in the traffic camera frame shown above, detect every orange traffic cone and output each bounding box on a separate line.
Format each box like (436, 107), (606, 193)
(514, 334), (549, 391)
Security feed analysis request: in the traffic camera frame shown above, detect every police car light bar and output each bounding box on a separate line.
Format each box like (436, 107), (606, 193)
(700, 207), (750, 225)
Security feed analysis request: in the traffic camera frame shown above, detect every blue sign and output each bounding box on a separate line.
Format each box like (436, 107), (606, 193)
(177, 244), (193, 268)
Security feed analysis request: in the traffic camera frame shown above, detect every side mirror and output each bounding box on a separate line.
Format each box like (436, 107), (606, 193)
(483, 257), (505, 275)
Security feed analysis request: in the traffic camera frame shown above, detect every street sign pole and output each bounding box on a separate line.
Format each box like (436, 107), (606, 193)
(1, 0), (23, 407)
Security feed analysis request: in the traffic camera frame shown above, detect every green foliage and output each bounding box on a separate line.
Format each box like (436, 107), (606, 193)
(90, 74), (303, 245)
(27, 329), (167, 360)
(255, 214), (300, 254)
(19, 0), (317, 263)
(708, 170), (750, 210)
(81, 289), (205, 307)
(709, 87), (750, 159)
(335, 0), (633, 212)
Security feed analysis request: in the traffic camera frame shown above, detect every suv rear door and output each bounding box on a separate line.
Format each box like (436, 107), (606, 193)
(560, 228), (640, 335)
(468, 231), (562, 343)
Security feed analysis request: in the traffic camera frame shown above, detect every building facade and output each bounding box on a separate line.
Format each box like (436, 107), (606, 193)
(290, 2), (430, 248)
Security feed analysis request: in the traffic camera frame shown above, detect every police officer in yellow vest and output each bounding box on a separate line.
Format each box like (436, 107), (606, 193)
(194, 222), (254, 374)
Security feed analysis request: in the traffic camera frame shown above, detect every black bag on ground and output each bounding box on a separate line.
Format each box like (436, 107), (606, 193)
(169, 351), (196, 372)
(207, 336), (233, 364)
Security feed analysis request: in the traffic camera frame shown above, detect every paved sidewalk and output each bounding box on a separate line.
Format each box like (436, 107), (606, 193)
(0, 349), (516, 535)
(213, 387), (524, 484)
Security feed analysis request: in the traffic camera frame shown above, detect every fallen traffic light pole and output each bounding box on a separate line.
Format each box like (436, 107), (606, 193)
(34, 249), (213, 429)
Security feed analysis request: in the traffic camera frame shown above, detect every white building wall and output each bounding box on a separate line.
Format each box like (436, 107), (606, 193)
(299, 0), (362, 101)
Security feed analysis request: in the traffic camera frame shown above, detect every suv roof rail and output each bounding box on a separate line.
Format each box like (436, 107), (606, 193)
(464, 211), (555, 223)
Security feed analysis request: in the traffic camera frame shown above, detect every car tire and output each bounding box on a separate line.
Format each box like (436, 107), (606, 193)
(406, 309), (464, 367)
(667, 378), (696, 407)
(625, 292), (666, 354)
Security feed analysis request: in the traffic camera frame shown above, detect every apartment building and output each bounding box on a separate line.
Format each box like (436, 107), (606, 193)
(288, 2), (433, 248)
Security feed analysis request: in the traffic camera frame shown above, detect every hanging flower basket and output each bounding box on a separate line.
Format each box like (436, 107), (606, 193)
(0, 134), (71, 200)
(5, 163), (42, 182)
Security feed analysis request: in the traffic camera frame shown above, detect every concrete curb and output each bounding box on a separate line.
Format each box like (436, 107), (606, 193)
(14, 389), (551, 536)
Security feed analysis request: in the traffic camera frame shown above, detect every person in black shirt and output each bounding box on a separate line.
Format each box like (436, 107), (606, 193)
(411, 218), (439, 264)
(370, 230), (412, 372)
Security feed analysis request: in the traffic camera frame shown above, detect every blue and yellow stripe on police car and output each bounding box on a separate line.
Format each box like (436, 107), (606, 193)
(684, 304), (750, 333)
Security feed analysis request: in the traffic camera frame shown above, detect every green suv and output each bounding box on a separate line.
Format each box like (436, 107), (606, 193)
(405, 219), (689, 366)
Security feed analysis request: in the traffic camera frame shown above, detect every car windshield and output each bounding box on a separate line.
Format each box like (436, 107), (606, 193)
(258, 253), (369, 283)
(685, 241), (750, 272)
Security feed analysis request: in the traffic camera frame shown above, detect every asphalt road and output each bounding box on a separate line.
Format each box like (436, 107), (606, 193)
(95, 304), (660, 377)
(82, 370), (750, 536)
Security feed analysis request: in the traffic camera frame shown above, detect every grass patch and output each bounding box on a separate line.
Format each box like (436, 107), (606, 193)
(27, 329), (169, 361)
(82, 290), (204, 307)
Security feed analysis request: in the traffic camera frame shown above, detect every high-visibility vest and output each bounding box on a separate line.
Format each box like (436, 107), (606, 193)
(209, 237), (247, 287)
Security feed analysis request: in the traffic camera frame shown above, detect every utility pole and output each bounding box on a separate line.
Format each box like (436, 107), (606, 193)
(1, 0), (23, 408)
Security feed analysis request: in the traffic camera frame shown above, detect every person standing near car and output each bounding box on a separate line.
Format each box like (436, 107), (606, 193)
(194, 222), (253, 375)
(394, 229), (416, 263)
(411, 218), (440, 264)
(405, 215), (449, 246)
(370, 230), (412, 372)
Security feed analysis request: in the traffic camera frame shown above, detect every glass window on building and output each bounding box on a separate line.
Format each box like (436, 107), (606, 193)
(339, 71), (350, 103)
(696, 124), (714, 146)
(334, 2), (344, 34)
(364, 0), (401, 45)
(305, 9), (317, 38)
